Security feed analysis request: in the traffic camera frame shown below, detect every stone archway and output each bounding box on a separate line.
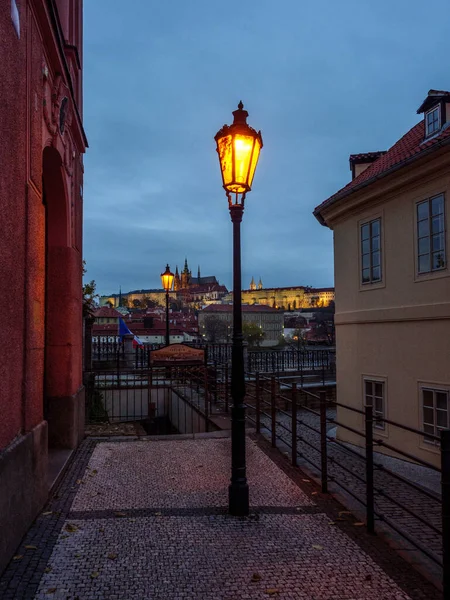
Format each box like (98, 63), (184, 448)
(43, 146), (84, 449)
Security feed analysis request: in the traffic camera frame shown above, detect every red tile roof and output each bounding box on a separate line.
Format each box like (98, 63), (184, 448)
(314, 116), (450, 222)
(349, 151), (386, 162)
(93, 306), (122, 318)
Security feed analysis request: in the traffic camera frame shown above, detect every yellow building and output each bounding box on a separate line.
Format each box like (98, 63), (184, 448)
(222, 284), (334, 310)
(314, 89), (450, 467)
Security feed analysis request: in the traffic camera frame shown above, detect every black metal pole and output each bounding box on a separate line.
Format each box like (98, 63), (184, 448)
(365, 404), (375, 534)
(441, 429), (450, 596)
(319, 390), (328, 493)
(229, 205), (249, 516)
(165, 291), (170, 346)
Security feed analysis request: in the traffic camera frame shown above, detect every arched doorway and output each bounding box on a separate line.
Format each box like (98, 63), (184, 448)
(43, 147), (84, 449)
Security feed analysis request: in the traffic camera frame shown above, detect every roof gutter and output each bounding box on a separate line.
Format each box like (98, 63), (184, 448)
(313, 135), (450, 227)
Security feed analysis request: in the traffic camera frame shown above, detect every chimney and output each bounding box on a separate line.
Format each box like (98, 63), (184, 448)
(349, 151), (386, 180)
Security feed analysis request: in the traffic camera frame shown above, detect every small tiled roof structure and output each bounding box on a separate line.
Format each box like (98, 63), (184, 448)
(314, 90), (450, 224)
(93, 306), (122, 318)
(201, 304), (279, 313)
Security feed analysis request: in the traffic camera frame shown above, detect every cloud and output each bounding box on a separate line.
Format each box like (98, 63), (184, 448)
(83, 0), (450, 296)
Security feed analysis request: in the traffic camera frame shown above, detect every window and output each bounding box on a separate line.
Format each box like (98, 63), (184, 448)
(417, 194), (446, 273)
(364, 380), (385, 429)
(361, 219), (382, 284)
(422, 388), (449, 444)
(425, 106), (440, 137)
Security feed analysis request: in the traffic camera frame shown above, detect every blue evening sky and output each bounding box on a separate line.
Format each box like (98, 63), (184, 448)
(83, 0), (450, 296)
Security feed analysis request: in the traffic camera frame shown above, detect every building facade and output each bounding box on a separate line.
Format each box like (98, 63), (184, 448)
(0, 0), (87, 573)
(222, 285), (335, 310)
(314, 89), (450, 467)
(198, 305), (284, 346)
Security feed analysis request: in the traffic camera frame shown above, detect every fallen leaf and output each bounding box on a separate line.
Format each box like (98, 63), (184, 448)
(65, 523), (79, 532)
(251, 573), (262, 582)
(46, 588), (57, 594)
(92, 469), (98, 474)
(44, 567), (52, 574)
(302, 479), (310, 482)
(328, 521), (336, 525)
(60, 535), (69, 539)
(265, 589), (279, 596)
(75, 554), (82, 558)
(25, 545), (37, 550)
(107, 553), (118, 560)
(335, 517), (347, 522)
(295, 507), (302, 511)
(338, 511), (351, 516)
(98, 528), (104, 533)
(76, 479), (82, 485)
(114, 512), (126, 518)
(311, 492), (318, 496)
(354, 522), (365, 527)
(13, 555), (23, 561)
(91, 572), (99, 579)
(154, 512), (162, 516)
(42, 511), (52, 516)
(312, 544), (323, 550)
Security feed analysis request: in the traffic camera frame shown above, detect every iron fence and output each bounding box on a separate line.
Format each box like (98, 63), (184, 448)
(244, 374), (447, 596)
(90, 339), (335, 377)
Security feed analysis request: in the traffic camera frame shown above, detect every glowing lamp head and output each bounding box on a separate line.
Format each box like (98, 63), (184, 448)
(215, 101), (263, 197)
(160, 264), (174, 292)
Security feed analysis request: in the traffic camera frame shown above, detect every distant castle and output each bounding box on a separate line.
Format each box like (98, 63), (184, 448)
(249, 276), (263, 291)
(174, 258), (219, 291)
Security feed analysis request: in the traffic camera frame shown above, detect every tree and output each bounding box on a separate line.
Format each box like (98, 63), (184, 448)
(119, 296), (129, 308)
(141, 296), (158, 310)
(82, 260), (98, 317)
(203, 316), (228, 343)
(242, 322), (265, 348)
(286, 328), (306, 351)
(312, 307), (335, 346)
(132, 299), (141, 308)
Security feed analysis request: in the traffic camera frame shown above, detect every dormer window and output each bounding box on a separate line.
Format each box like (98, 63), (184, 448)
(425, 105), (440, 137)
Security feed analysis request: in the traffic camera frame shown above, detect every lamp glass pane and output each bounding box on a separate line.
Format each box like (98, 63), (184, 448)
(161, 272), (174, 291)
(248, 138), (261, 189)
(216, 134), (233, 188)
(233, 134), (254, 190)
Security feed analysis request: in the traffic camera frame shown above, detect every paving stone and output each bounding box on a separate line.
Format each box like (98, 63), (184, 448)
(0, 437), (441, 599)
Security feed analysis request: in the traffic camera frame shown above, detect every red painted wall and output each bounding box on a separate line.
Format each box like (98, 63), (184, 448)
(0, 0), (87, 450)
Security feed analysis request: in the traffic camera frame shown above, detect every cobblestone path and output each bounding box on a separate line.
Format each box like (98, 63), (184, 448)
(0, 435), (440, 600)
(257, 409), (442, 567)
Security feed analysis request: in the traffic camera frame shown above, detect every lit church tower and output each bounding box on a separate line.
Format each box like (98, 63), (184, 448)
(174, 266), (180, 291)
(250, 276), (256, 291)
(258, 277), (263, 290)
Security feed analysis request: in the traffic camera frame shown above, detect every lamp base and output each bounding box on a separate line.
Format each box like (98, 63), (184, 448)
(228, 481), (249, 516)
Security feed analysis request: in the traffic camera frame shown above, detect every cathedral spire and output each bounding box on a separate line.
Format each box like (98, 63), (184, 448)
(198, 265), (201, 280)
(250, 276), (256, 291)
(119, 285), (122, 307)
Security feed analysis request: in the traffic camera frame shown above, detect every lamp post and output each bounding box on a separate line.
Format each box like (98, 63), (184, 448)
(215, 102), (263, 516)
(160, 264), (174, 346)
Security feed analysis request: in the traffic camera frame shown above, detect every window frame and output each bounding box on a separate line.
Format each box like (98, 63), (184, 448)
(420, 385), (450, 446)
(425, 105), (441, 138)
(363, 377), (386, 431)
(416, 193), (446, 276)
(360, 217), (383, 286)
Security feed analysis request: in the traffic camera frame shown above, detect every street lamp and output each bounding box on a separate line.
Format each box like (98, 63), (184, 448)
(160, 264), (174, 346)
(215, 101), (263, 516)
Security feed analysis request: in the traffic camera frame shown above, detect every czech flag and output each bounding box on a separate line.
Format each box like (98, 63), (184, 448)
(118, 318), (144, 348)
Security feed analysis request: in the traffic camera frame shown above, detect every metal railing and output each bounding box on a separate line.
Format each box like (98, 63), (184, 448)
(244, 373), (448, 596)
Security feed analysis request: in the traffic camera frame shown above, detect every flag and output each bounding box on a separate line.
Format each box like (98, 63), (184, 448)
(118, 318), (144, 348)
